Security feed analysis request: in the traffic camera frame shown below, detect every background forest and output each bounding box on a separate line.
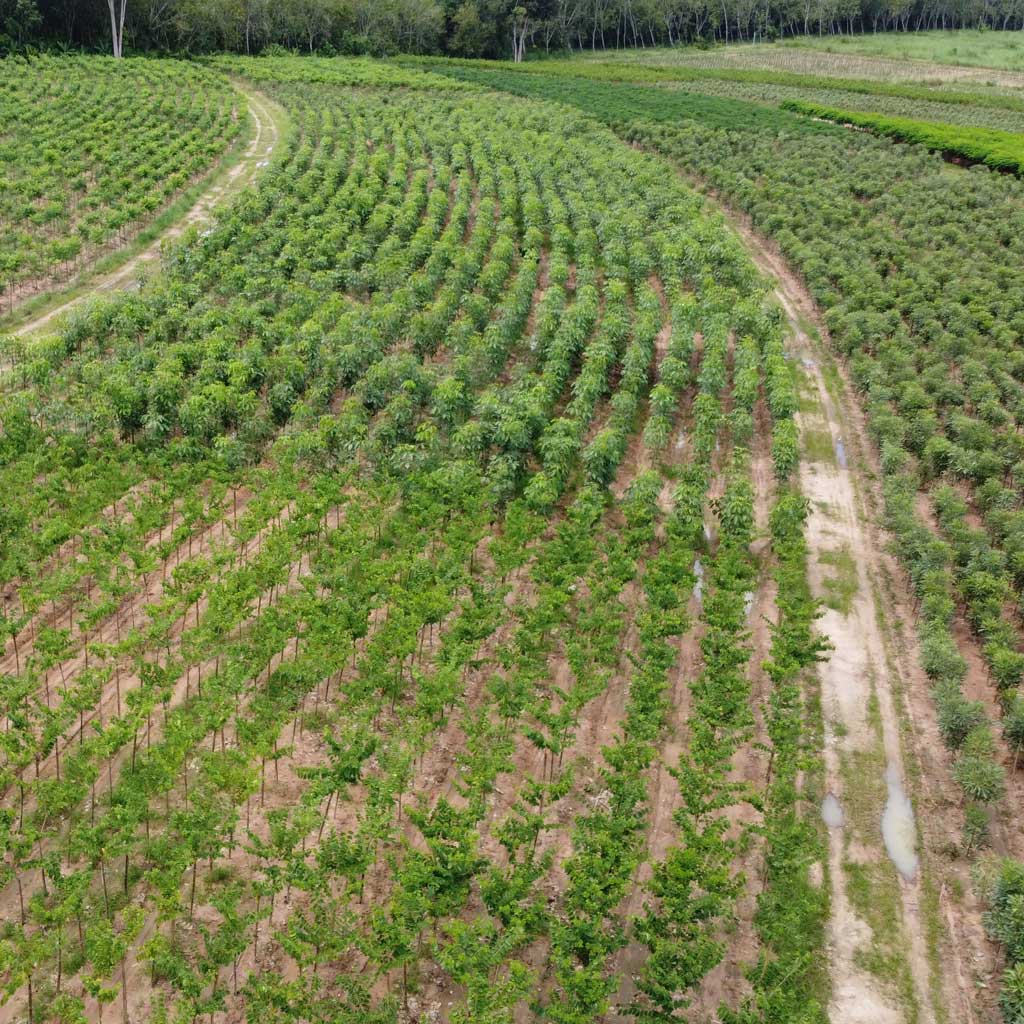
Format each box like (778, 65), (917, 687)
(2, 0), (1024, 58)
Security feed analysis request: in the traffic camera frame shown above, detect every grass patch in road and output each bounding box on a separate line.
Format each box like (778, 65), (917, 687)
(820, 356), (845, 406)
(846, 859), (922, 1023)
(798, 389), (823, 413)
(820, 545), (858, 614)
(841, 746), (886, 842)
(803, 426), (837, 465)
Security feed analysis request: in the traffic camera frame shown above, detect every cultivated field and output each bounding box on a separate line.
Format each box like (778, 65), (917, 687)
(0, 57), (242, 311)
(3, 31), (1024, 1024)
(787, 28), (1024, 71)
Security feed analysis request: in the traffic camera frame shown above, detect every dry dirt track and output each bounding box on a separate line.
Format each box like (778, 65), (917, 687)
(714, 202), (988, 1023)
(12, 82), (284, 340)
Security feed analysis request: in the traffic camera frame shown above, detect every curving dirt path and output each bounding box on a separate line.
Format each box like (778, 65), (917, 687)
(714, 203), (985, 1023)
(12, 82), (285, 340)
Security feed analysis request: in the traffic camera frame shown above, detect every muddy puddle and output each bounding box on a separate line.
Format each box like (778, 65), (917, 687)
(822, 792), (844, 829)
(834, 436), (848, 469)
(881, 762), (919, 880)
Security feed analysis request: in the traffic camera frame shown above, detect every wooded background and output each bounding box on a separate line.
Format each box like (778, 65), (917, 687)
(2, 0), (1023, 64)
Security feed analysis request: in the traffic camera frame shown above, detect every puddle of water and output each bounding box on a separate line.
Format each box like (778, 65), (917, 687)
(834, 436), (848, 469)
(743, 590), (755, 619)
(674, 429), (687, 452)
(822, 792), (844, 829)
(693, 557), (704, 609)
(802, 357), (816, 369)
(703, 521), (715, 549)
(881, 762), (919, 881)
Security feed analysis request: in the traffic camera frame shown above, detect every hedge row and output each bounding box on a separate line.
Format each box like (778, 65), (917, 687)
(781, 99), (1024, 174)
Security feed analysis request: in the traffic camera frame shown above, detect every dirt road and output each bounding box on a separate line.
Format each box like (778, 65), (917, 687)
(719, 208), (982, 1023)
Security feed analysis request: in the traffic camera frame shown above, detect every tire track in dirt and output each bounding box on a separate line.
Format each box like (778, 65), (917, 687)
(797, 338), (932, 1024)
(716, 205), (972, 1024)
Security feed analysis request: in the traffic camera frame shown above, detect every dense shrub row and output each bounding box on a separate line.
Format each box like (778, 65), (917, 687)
(782, 99), (1024, 173)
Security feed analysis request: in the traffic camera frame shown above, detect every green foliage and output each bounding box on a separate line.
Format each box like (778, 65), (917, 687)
(953, 744), (1006, 802)
(1000, 962), (1024, 1024)
(405, 53), (1024, 120)
(935, 680), (986, 751)
(962, 802), (991, 854)
(782, 99), (1024, 174)
(0, 52), (803, 1024)
(425, 64), (837, 135)
(0, 56), (240, 299)
(985, 860), (1024, 966)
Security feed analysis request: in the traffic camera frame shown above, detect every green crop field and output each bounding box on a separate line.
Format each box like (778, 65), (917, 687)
(788, 28), (1024, 71)
(0, 57), (242, 308)
(3, 11), (1024, 1024)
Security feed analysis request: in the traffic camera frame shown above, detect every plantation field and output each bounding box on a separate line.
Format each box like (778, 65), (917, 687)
(662, 77), (1024, 131)
(0, 57), (243, 311)
(4, 33), (1024, 1024)
(434, 34), (1024, 1024)
(0, 55), (826, 1024)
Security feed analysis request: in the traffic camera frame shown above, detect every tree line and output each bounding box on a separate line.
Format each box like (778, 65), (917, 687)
(2, 0), (1024, 59)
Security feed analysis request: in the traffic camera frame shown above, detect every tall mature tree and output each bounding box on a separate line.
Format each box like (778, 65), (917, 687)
(106, 0), (127, 54)
(0, 0), (41, 43)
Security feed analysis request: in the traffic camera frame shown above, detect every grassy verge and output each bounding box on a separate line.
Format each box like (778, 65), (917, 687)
(786, 29), (1024, 73)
